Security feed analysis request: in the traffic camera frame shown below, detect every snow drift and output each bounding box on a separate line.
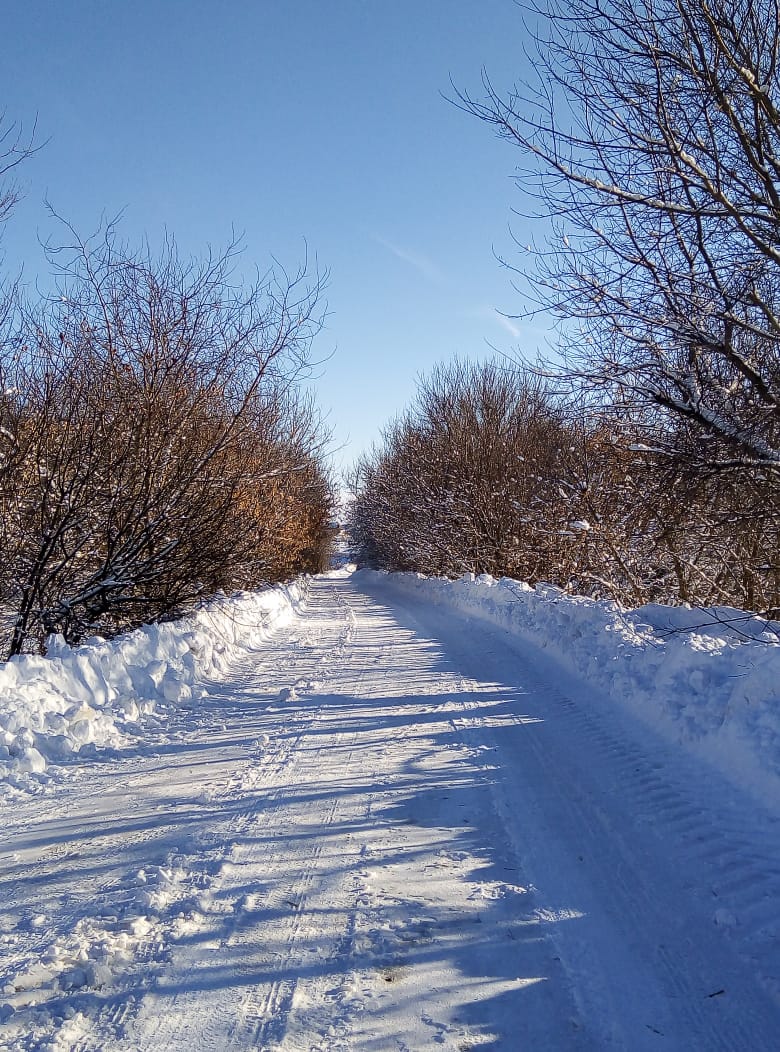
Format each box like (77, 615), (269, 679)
(358, 569), (780, 813)
(0, 582), (305, 792)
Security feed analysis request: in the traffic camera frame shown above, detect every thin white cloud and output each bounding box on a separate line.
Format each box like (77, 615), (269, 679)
(373, 235), (445, 284)
(468, 304), (523, 341)
(492, 310), (522, 340)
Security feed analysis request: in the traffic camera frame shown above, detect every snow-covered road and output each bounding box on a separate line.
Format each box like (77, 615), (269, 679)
(3, 572), (780, 1050)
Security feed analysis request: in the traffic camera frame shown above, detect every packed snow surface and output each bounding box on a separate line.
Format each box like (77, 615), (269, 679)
(359, 569), (780, 813)
(1, 568), (779, 1049)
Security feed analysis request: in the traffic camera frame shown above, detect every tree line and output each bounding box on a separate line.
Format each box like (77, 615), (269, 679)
(0, 125), (333, 657)
(349, 0), (780, 617)
(348, 358), (778, 612)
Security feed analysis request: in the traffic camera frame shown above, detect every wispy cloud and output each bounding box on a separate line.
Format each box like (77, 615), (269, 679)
(492, 310), (522, 340)
(469, 304), (523, 341)
(373, 235), (445, 284)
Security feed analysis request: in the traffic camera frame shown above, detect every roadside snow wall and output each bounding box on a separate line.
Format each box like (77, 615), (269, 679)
(0, 582), (304, 792)
(358, 570), (780, 813)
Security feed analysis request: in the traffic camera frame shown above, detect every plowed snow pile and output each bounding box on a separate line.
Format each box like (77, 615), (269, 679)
(0, 583), (304, 793)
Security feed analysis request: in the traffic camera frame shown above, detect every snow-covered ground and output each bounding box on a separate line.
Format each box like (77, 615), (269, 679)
(358, 570), (780, 814)
(0, 584), (305, 794)
(1, 569), (779, 1049)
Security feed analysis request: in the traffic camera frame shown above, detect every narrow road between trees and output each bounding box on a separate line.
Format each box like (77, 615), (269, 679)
(3, 572), (780, 1050)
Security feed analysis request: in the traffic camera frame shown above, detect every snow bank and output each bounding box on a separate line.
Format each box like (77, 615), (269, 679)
(358, 570), (780, 812)
(0, 583), (305, 792)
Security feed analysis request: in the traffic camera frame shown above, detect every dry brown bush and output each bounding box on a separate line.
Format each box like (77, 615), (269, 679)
(0, 225), (333, 656)
(348, 360), (579, 581)
(348, 359), (780, 616)
(552, 423), (780, 613)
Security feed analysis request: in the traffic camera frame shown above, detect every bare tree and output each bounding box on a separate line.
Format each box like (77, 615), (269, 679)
(347, 355), (780, 613)
(0, 223), (333, 655)
(347, 360), (579, 582)
(458, 0), (780, 476)
(0, 110), (36, 226)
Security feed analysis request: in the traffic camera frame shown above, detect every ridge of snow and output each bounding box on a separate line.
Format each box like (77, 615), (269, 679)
(0, 582), (305, 794)
(357, 569), (780, 813)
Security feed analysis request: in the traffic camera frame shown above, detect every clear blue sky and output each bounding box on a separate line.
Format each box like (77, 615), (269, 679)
(1, 1), (548, 476)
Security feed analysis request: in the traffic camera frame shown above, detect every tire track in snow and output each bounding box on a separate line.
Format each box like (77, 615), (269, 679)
(540, 680), (780, 1006)
(369, 576), (780, 1050)
(127, 580), (371, 1051)
(7, 572), (780, 1049)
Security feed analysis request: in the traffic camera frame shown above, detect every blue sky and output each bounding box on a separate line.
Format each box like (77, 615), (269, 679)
(1, 1), (548, 475)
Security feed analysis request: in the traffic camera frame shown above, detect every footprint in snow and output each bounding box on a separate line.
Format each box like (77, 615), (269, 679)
(468, 881), (527, 901)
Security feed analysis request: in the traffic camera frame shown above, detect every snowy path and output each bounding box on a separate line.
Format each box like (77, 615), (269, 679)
(2, 572), (780, 1050)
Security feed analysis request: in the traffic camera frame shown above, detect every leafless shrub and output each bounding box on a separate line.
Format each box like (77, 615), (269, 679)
(554, 420), (780, 613)
(348, 358), (780, 615)
(348, 360), (579, 581)
(0, 224), (333, 656)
